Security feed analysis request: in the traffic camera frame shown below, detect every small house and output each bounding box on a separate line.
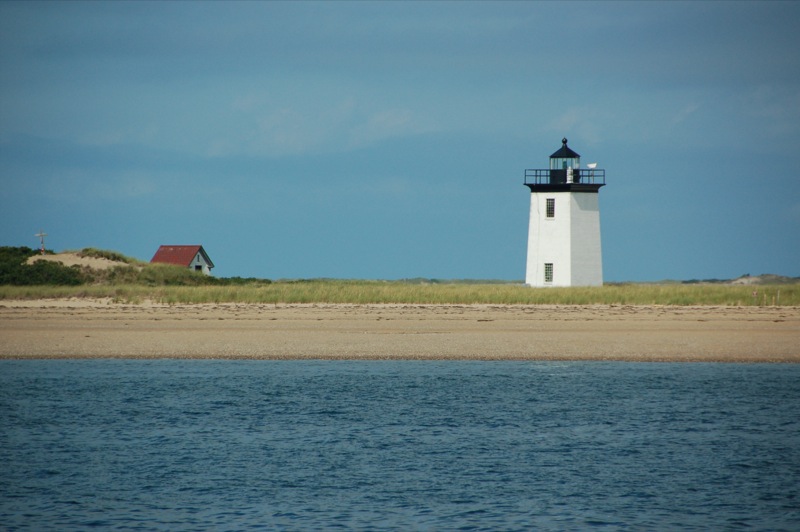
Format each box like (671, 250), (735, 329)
(150, 245), (214, 275)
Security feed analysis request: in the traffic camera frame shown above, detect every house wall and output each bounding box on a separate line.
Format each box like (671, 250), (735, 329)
(192, 253), (213, 276)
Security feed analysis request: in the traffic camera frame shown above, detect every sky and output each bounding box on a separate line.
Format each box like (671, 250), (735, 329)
(1, 1), (799, 282)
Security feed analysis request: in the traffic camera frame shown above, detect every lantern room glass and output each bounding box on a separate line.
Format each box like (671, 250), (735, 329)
(550, 155), (580, 170)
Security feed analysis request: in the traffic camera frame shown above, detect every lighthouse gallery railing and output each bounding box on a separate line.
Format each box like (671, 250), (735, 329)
(524, 168), (605, 186)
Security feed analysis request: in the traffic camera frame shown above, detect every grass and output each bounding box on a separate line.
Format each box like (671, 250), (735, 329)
(1, 247), (797, 305)
(0, 281), (797, 306)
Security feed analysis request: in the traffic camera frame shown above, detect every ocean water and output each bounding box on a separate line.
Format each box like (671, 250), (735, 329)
(1, 360), (799, 531)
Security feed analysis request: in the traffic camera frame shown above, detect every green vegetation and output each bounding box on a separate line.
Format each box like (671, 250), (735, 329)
(0, 279), (797, 306)
(1, 246), (798, 306)
(0, 247), (85, 285)
(0, 246), (269, 288)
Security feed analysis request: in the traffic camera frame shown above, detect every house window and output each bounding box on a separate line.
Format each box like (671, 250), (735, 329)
(544, 263), (553, 283)
(546, 198), (555, 218)
(195, 265), (202, 272)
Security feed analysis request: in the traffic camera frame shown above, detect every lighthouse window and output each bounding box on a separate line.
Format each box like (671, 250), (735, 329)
(544, 263), (553, 283)
(546, 198), (555, 218)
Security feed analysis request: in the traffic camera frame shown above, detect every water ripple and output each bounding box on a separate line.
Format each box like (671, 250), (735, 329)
(2, 360), (799, 530)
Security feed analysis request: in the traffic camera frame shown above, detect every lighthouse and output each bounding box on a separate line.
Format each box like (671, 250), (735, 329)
(524, 138), (606, 287)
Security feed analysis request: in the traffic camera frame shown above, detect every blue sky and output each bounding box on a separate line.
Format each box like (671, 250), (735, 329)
(1, 1), (798, 281)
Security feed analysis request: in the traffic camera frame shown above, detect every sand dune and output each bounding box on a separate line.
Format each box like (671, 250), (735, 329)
(26, 252), (134, 270)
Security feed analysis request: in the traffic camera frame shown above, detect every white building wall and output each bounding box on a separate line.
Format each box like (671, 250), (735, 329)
(525, 192), (571, 287)
(525, 191), (602, 287)
(569, 193), (603, 286)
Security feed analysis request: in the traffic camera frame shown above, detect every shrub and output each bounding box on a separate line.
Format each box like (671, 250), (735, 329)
(0, 247), (86, 285)
(0, 247), (36, 284)
(24, 260), (86, 285)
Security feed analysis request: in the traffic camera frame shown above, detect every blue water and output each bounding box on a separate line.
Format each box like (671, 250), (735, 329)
(1, 361), (799, 530)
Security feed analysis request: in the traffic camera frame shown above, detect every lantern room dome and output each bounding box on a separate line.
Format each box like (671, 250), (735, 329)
(550, 137), (580, 159)
(549, 137), (581, 171)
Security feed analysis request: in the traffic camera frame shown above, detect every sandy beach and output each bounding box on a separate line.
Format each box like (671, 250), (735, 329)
(0, 299), (797, 362)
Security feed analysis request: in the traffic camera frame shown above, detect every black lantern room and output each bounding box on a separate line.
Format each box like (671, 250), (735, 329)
(549, 138), (581, 184)
(524, 138), (605, 192)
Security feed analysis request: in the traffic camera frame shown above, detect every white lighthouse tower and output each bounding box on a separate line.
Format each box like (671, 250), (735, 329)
(524, 138), (606, 287)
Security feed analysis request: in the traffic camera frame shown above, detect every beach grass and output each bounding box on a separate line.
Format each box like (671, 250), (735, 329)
(0, 281), (797, 306)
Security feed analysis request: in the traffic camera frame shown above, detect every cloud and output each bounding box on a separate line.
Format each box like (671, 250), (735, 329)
(95, 173), (158, 200)
(740, 86), (800, 138)
(671, 103), (700, 126)
(544, 107), (607, 146)
(37, 170), (160, 205)
(786, 202), (800, 223)
(347, 108), (436, 151)
(208, 92), (437, 158)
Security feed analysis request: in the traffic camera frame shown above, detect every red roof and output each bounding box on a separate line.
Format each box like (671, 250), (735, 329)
(150, 245), (214, 268)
